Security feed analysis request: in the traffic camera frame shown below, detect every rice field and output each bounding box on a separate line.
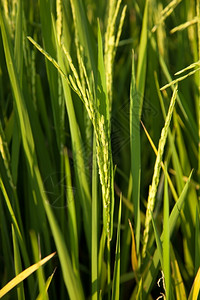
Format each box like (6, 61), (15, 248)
(0, 0), (200, 299)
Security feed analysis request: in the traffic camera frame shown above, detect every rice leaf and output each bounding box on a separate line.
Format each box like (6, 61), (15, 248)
(128, 219), (138, 274)
(150, 211), (163, 266)
(12, 225), (25, 300)
(163, 166), (170, 299)
(36, 269), (56, 300)
(171, 246), (187, 300)
(188, 267), (200, 300)
(130, 50), (141, 255)
(91, 136), (99, 300)
(143, 170), (192, 295)
(0, 252), (56, 298)
(195, 207), (200, 273)
(111, 197), (122, 300)
(30, 230), (48, 300)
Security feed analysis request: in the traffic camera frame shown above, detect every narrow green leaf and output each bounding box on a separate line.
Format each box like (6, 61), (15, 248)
(36, 269), (56, 300)
(195, 207), (200, 273)
(171, 246), (187, 300)
(30, 231), (48, 300)
(12, 225), (25, 300)
(130, 50), (141, 255)
(163, 166), (170, 299)
(143, 170), (193, 296)
(0, 252), (56, 298)
(112, 197), (122, 300)
(91, 136), (99, 300)
(151, 211), (163, 267)
(69, 0), (96, 74)
(128, 219), (138, 274)
(14, 0), (23, 84)
(188, 267), (200, 300)
(64, 148), (79, 275)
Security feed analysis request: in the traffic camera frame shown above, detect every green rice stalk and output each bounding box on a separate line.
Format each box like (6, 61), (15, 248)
(111, 196), (122, 300)
(64, 148), (79, 276)
(130, 50), (141, 256)
(104, 0), (126, 108)
(188, 267), (200, 300)
(152, 0), (182, 32)
(195, 207), (200, 274)
(142, 85), (178, 259)
(62, 26), (113, 240)
(30, 231), (48, 300)
(197, 0), (200, 195)
(151, 211), (163, 266)
(150, 34), (197, 144)
(56, 0), (62, 45)
(0, 177), (22, 241)
(143, 170), (193, 295)
(0, 122), (15, 190)
(170, 17), (198, 34)
(12, 225), (25, 300)
(163, 165), (170, 299)
(69, 0), (96, 74)
(0, 252), (56, 299)
(36, 269), (56, 300)
(174, 60), (200, 75)
(91, 136), (98, 300)
(161, 67), (200, 90)
(52, 17), (92, 251)
(141, 118), (179, 203)
(171, 246), (187, 300)
(115, 6), (127, 50)
(14, 0), (23, 85)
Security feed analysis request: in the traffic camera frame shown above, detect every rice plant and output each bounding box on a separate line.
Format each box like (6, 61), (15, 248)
(0, 0), (200, 299)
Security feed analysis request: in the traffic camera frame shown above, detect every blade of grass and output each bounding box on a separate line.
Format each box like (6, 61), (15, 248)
(143, 170), (193, 296)
(195, 207), (200, 273)
(171, 246), (187, 300)
(163, 165), (170, 299)
(111, 196), (122, 300)
(0, 252), (56, 298)
(14, 0), (23, 84)
(36, 269), (56, 300)
(142, 85), (178, 258)
(128, 219), (138, 277)
(197, 0), (200, 201)
(188, 267), (200, 300)
(91, 135), (99, 300)
(64, 147), (79, 275)
(39, 0), (61, 149)
(34, 167), (85, 300)
(150, 211), (163, 266)
(12, 225), (25, 300)
(30, 230), (48, 300)
(130, 50), (141, 256)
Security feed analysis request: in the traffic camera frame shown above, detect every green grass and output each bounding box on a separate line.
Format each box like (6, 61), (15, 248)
(0, 0), (200, 299)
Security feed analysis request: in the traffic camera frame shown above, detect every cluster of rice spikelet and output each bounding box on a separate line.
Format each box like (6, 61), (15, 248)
(62, 43), (112, 236)
(63, 0), (127, 239)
